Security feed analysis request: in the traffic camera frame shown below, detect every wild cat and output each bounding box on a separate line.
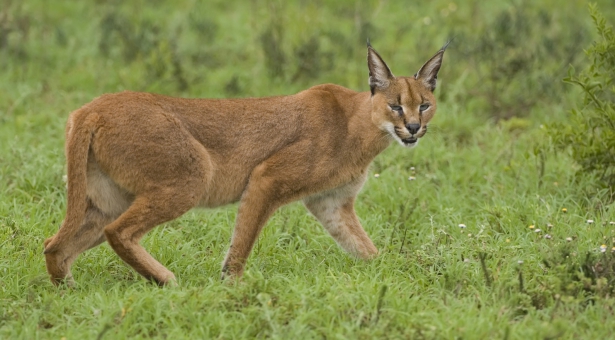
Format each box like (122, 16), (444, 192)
(44, 42), (447, 285)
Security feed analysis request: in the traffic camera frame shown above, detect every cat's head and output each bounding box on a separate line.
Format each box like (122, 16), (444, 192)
(367, 41), (448, 148)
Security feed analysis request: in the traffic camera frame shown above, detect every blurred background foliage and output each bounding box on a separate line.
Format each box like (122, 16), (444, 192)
(1, 0), (611, 115)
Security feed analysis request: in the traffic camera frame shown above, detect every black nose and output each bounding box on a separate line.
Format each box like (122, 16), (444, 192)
(406, 123), (421, 135)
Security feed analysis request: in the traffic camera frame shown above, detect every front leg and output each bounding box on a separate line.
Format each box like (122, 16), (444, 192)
(221, 194), (279, 280)
(221, 166), (283, 280)
(303, 184), (378, 259)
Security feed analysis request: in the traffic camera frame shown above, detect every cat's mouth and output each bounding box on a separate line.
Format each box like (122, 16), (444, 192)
(401, 137), (418, 146)
(384, 123), (421, 147)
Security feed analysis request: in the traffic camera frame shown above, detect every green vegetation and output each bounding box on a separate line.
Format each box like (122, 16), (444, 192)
(2, 0), (615, 338)
(550, 4), (615, 190)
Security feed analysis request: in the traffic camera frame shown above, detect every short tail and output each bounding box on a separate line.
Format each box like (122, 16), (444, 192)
(44, 109), (98, 254)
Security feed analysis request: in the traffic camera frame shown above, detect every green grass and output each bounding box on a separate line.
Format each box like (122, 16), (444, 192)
(2, 0), (615, 339)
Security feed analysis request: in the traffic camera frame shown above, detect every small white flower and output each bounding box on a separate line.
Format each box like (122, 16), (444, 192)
(458, 224), (466, 228)
(587, 219), (594, 224)
(547, 223), (553, 228)
(544, 234), (552, 239)
(600, 245), (607, 253)
(517, 260), (524, 264)
(609, 222), (615, 225)
(408, 176), (416, 181)
(374, 174), (380, 178)
(534, 229), (541, 233)
(410, 167), (416, 171)
(566, 237), (573, 242)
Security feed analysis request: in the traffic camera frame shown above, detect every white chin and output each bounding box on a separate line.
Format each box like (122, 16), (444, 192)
(390, 135), (418, 148)
(402, 139), (418, 148)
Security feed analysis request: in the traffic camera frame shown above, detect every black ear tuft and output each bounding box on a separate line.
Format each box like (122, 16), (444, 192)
(367, 44), (394, 94)
(440, 39), (452, 52)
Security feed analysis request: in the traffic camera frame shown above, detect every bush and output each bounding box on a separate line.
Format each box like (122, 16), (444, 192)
(550, 4), (615, 189)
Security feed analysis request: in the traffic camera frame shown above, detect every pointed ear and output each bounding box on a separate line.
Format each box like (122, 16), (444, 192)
(414, 41), (450, 92)
(367, 42), (394, 95)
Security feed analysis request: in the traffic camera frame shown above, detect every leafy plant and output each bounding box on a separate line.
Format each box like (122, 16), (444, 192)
(550, 4), (615, 189)
(543, 245), (615, 299)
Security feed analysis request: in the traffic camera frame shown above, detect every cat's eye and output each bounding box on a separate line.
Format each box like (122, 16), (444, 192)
(419, 103), (430, 112)
(389, 105), (403, 114)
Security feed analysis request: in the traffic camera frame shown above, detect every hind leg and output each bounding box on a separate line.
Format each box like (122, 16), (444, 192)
(44, 162), (131, 286)
(44, 200), (114, 286)
(103, 188), (201, 286)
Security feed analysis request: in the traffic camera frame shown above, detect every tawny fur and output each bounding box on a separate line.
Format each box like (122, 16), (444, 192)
(43, 44), (447, 286)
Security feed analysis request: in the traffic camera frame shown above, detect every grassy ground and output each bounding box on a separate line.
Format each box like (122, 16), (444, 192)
(2, 0), (615, 338)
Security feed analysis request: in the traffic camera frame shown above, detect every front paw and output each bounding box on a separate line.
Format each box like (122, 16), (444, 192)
(355, 241), (378, 260)
(220, 263), (243, 282)
(153, 272), (177, 287)
(363, 245), (379, 259)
